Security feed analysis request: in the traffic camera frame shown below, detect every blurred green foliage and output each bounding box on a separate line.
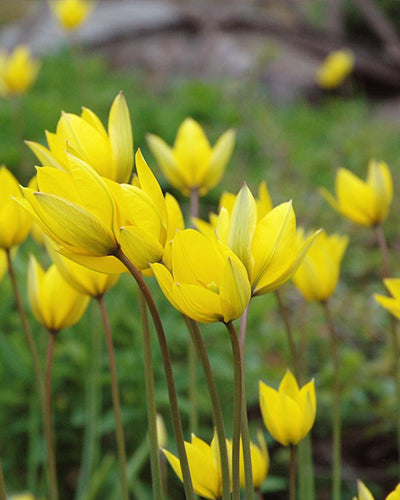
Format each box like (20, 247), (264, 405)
(1, 48), (400, 499)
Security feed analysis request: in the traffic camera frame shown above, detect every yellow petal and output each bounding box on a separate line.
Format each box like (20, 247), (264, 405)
(219, 256), (251, 322)
(202, 129), (236, 193)
(119, 225), (164, 270)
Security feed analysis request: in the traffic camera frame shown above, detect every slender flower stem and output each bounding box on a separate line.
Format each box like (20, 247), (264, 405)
(322, 300), (341, 500)
(137, 291), (164, 500)
(289, 445), (297, 500)
(115, 249), (194, 500)
(97, 296), (129, 500)
(225, 321), (243, 500)
(184, 317), (231, 500)
(238, 305), (254, 500)
(6, 250), (44, 398)
(274, 290), (300, 381)
(0, 452), (7, 500)
(375, 223), (400, 473)
(44, 331), (59, 500)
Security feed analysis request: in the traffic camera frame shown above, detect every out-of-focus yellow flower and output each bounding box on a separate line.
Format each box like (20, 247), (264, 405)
(374, 279), (400, 319)
(198, 184), (319, 296)
(321, 160), (392, 227)
(49, 0), (94, 31)
(156, 414), (168, 448)
(10, 494), (36, 500)
(259, 370), (316, 446)
(316, 49), (354, 89)
(226, 431), (269, 490)
(163, 433), (225, 499)
(0, 46), (40, 97)
(27, 92), (133, 183)
(151, 229), (251, 323)
(353, 480), (375, 500)
(147, 117), (235, 196)
(386, 483), (400, 500)
(45, 236), (118, 297)
(0, 166), (32, 249)
(28, 255), (89, 332)
(292, 229), (348, 302)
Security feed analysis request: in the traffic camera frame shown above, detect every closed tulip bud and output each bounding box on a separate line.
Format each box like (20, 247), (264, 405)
(28, 255), (89, 332)
(147, 118), (235, 196)
(259, 370), (316, 446)
(353, 480), (375, 500)
(316, 49), (354, 89)
(293, 229), (348, 302)
(49, 0), (94, 31)
(0, 166), (32, 249)
(163, 432), (225, 499)
(151, 229), (251, 323)
(0, 46), (40, 97)
(374, 279), (400, 320)
(321, 160), (393, 227)
(156, 414), (168, 449)
(386, 484), (400, 500)
(27, 92), (133, 183)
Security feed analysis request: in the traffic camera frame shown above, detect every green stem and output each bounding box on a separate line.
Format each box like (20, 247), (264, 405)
(289, 445), (297, 500)
(97, 296), (129, 500)
(0, 450), (7, 500)
(137, 291), (164, 500)
(184, 317), (231, 500)
(44, 331), (59, 500)
(322, 301), (341, 500)
(274, 290), (300, 381)
(115, 249), (194, 500)
(225, 321), (243, 500)
(239, 305), (254, 500)
(375, 223), (400, 474)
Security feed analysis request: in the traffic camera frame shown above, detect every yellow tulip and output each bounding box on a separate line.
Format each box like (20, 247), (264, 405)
(27, 92), (133, 183)
(321, 160), (393, 227)
(386, 483), (400, 500)
(163, 433), (224, 499)
(353, 480), (375, 500)
(198, 184), (319, 296)
(28, 255), (89, 332)
(151, 229), (251, 323)
(49, 0), (94, 31)
(316, 49), (354, 89)
(292, 229), (348, 302)
(45, 236), (119, 297)
(9, 494), (36, 500)
(147, 117), (235, 196)
(374, 279), (400, 319)
(259, 370), (316, 446)
(0, 46), (40, 97)
(0, 166), (32, 249)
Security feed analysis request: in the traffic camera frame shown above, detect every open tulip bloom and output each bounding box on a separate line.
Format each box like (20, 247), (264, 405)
(374, 279), (400, 320)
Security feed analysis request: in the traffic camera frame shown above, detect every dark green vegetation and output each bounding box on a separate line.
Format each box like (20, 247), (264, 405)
(1, 48), (400, 499)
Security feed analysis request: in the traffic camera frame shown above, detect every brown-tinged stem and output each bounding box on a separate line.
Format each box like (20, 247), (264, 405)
(274, 290), (300, 381)
(322, 300), (341, 500)
(115, 249), (194, 500)
(225, 321), (243, 500)
(0, 452), (7, 500)
(238, 305), (254, 499)
(375, 223), (400, 473)
(289, 445), (297, 500)
(137, 291), (164, 500)
(44, 331), (59, 500)
(96, 296), (129, 500)
(6, 249), (44, 397)
(184, 317), (230, 500)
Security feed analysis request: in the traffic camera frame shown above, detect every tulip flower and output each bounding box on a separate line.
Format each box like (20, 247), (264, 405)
(28, 255), (89, 332)
(10, 494), (36, 500)
(292, 229), (348, 302)
(316, 49), (354, 89)
(27, 92), (133, 183)
(198, 183), (319, 296)
(151, 229), (251, 323)
(353, 480), (375, 500)
(259, 370), (316, 446)
(387, 484), (400, 500)
(0, 166), (32, 250)
(147, 117), (235, 196)
(49, 0), (94, 31)
(374, 279), (400, 319)
(320, 160), (393, 227)
(0, 46), (40, 97)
